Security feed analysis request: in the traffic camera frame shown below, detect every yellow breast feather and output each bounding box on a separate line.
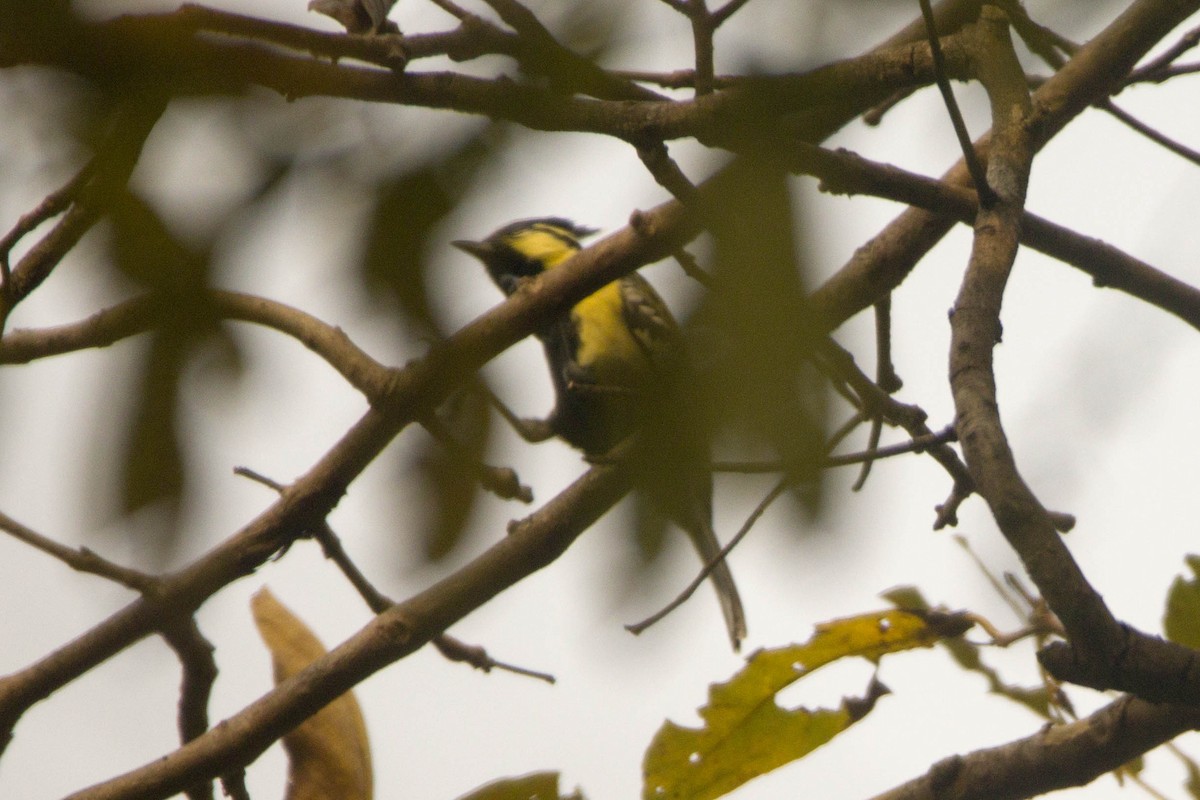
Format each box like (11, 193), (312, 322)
(571, 282), (647, 382)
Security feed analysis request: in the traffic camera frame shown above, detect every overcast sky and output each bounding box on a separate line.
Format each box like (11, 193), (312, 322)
(2, 1), (1199, 798)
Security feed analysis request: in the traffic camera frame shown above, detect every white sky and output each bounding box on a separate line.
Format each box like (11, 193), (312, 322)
(2, 1), (1200, 798)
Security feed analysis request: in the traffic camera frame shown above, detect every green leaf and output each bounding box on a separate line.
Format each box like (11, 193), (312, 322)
(642, 609), (971, 800)
(455, 771), (583, 800)
(1164, 555), (1200, 649)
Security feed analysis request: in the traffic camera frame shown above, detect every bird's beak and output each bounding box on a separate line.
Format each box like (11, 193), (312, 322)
(451, 239), (490, 259)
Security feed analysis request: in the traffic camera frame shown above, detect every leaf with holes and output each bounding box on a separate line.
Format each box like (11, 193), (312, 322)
(642, 609), (972, 800)
(454, 771), (584, 800)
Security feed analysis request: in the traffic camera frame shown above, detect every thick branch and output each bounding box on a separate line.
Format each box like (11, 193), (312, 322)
(871, 695), (1200, 800)
(1, 12), (961, 147)
(946, 6), (1200, 704)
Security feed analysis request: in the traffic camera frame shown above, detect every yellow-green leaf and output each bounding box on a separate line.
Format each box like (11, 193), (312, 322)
(252, 588), (373, 800)
(1165, 555), (1200, 649)
(455, 771), (583, 800)
(643, 609), (971, 800)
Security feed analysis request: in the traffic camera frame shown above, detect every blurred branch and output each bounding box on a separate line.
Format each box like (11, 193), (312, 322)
(476, 0), (663, 100)
(175, 3), (409, 68)
(135, 2), (576, 70)
(2, 12), (961, 146)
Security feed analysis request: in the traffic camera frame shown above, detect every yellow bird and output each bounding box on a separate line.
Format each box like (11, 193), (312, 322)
(454, 218), (746, 649)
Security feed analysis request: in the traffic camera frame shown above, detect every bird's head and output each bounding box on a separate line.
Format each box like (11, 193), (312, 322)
(453, 217), (598, 295)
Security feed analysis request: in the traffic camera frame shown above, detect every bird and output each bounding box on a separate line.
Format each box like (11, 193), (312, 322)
(453, 217), (747, 650)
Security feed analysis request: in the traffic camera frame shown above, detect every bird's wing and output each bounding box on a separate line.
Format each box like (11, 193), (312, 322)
(619, 274), (681, 366)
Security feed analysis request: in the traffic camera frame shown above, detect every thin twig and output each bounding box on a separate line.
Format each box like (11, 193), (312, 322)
(686, 0), (716, 96)
(0, 510), (154, 592)
(235, 467), (555, 683)
(852, 296), (903, 490)
(626, 476), (786, 636)
(851, 416), (885, 491)
(1100, 99), (1200, 167)
(715, 425), (956, 473)
(919, 0), (996, 206)
(635, 142), (714, 288)
(433, 635), (556, 683)
(0, 161), (95, 288)
(1126, 23), (1200, 83)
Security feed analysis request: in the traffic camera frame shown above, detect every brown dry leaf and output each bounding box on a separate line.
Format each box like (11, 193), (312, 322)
(251, 588), (373, 800)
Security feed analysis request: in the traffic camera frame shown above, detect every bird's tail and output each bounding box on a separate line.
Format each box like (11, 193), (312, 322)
(683, 516), (747, 651)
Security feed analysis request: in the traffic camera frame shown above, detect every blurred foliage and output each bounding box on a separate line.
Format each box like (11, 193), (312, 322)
(1164, 554), (1200, 649)
(455, 771), (584, 800)
(360, 132), (504, 560)
(414, 386), (493, 560)
(697, 160), (826, 507)
(252, 588), (373, 800)
(360, 135), (493, 339)
(541, 0), (632, 62)
(1183, 748), (1200, 800)
(619, 158), (827, 578)
(643, 608), (971, 800)
(105, 186), (240, 550)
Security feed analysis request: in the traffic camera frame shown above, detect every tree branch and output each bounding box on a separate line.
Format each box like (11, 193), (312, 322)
(870, 695), (1200, 800)
(808, 0), (1200, 333)
(64, 458), (633, 800)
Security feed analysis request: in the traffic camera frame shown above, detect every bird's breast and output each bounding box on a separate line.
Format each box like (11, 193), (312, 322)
(570, 282), (648, 384)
